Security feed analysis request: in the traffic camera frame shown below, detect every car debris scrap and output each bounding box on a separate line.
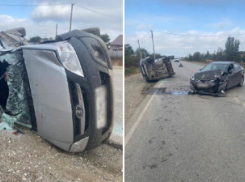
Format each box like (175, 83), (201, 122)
(140, 56), (175, 82)
(0, 27), (114, 152)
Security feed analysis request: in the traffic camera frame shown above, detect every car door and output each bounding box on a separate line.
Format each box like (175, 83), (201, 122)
(227, 64), (236, 88)
(234, 64), (242, 85)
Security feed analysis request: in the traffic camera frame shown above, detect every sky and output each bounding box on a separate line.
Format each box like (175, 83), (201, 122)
(125, 0), (245, 57)
(0, 0), (123, 41)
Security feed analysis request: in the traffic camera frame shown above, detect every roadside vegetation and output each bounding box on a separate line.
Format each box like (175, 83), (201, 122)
(124, 44), (165, 76)
(185, 36), (245, 68)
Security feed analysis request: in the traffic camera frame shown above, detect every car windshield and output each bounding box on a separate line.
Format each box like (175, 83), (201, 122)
(201, 63), (228, 72)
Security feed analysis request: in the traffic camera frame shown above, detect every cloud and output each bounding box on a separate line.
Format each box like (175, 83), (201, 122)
(156, 0), (245, 7)
(125, 28), (245, 57)
(0, 0), (122, 41)
(209, 20), (232, 30)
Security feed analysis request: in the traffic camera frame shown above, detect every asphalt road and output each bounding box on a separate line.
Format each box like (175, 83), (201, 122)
(110, 67), (123, 146)
(125, 60), (245, 182)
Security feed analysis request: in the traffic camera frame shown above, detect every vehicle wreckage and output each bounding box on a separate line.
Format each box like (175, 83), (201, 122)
(140, 56), (175, 82)
(0, 27), (114, 152)
(190, 61), (244, 96)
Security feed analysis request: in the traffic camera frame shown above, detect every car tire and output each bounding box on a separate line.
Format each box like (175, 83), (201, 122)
(238, 76), (244, 87)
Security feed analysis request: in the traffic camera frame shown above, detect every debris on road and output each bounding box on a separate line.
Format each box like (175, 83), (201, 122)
(179, 63), (183, 67)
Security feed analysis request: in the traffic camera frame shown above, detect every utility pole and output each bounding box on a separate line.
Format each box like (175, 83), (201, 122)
(56, 24), (58, 37)
(150, 30), (155, 61)
(138, 39), (142, 59)
(69, 3), (75, 31)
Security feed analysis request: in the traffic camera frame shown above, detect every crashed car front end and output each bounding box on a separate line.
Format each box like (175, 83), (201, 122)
(190, 70), (227, 96)
(0, 29), (114, 152)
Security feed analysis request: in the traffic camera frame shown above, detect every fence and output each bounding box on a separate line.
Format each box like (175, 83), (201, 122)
(108, 50), (123, 59)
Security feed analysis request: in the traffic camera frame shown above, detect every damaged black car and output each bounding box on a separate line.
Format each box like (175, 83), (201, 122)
(140, 56), (175, 82)
(190, 61), (244, 96)
(0, 27), (113, 152)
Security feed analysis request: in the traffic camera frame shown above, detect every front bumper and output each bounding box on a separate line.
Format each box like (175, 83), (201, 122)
(62, 31), (114, 151)
(190, 79), (226, 96)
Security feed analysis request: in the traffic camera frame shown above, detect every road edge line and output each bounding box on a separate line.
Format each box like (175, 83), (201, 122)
(125, 80), (163, 146)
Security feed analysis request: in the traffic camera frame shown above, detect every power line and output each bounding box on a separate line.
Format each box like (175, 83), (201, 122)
(141, 32), (151, 41)
(0, 3), (71, 6)
(128, 30), (245, 44)
(0, 3), (122, 20)
(141, 36), (151, 43)
(80, 5), (122, 19)
(162, 31), (245, 37)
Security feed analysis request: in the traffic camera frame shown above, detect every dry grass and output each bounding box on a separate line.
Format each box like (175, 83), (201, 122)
(125, 67), (141, 77)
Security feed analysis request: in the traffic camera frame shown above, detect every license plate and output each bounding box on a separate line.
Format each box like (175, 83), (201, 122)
(95, 86), (107, 129)
(197, 83), (208, 88)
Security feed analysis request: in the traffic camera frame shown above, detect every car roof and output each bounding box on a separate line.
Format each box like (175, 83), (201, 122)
(211, 61), (235, 64)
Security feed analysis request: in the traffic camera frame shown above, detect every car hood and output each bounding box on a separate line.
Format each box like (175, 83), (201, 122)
(194, 70), (224, 80)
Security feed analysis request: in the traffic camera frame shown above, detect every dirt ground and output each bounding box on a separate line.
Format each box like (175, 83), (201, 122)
(125, 73), (156, 122)
(0, 125), (122, 182)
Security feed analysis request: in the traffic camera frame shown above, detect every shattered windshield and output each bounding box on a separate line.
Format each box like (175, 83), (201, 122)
(201, 63), (228, 72)
(0, 52), (31, 130)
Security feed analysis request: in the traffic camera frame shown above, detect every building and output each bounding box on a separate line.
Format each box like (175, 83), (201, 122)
(110, 34), (123, 51)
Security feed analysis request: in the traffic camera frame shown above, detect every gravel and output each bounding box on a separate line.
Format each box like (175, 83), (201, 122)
(0, 125), (122, 182)
(125, 73), (156, 122)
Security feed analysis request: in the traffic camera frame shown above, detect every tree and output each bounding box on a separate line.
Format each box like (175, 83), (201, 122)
(135, 48), (149, 58)
(216, 47), (225, 61)
(193, 52), (202, 62)
(225, 36), (240, 61)
(100, 34), (110, 46)
(125, 44), (134, 57)
(29, 36), (42, 43)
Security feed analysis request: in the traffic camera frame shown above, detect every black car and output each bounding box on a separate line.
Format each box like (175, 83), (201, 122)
(190, 61), (244, 96)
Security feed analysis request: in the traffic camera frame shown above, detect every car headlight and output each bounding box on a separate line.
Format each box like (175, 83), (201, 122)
(191, 76), (195, 81)
(57, 42), (84, 77)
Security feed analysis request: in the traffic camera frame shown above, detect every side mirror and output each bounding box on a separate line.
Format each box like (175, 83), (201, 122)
(199, 68), (202, 71)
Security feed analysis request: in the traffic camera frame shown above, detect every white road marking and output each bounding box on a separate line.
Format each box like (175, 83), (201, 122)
(234, 97), (245, 106)
(125, 80), (164, 146)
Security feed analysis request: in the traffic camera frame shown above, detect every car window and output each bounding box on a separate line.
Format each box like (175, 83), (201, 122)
(234, 64), (240, 71)
(202, 64), (213, 71)
(228, 64), (234, 71)
(202, 63), (228, 72)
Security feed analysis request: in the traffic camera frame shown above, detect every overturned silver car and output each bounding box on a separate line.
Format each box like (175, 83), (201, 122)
(0, 28), (114, 152)
(140, 57), (175, 82)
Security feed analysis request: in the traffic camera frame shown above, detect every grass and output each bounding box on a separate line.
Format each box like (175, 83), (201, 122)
(125, 67), (141, 77)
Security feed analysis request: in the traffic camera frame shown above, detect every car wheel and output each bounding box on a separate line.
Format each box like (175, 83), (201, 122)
(238, 76), (244, 86)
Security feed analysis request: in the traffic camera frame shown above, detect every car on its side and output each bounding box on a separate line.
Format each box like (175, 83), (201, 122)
(190, 61), (244, 96)
(0, 28), (114, 152)
(140, 56), (175, 82)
